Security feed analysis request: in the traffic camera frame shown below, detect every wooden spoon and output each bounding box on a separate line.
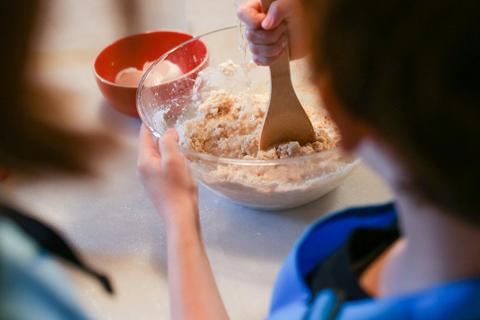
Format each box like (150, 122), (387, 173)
(258, 0), (316, 150)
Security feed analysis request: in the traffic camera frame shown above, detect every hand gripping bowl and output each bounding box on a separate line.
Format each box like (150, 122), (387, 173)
(137, 26), (359, 210)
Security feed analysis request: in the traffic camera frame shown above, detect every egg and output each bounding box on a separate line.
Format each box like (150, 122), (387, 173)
(114, 61), (182, 87)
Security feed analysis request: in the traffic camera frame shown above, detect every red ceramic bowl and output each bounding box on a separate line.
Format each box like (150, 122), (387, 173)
(94, 31), (207, 118)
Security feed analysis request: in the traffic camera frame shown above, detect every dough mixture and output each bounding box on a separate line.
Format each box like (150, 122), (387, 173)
(178, 90), (340, 160)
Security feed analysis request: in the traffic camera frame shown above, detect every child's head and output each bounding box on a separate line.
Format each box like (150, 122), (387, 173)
(301, 0), (480, 224)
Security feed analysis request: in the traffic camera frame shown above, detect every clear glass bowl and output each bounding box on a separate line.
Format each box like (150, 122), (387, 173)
(137, 26), (359, 210)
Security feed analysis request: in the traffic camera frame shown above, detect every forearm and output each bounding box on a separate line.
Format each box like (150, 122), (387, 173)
(165, 213), (229, 320)
(137, 126), (226, 319)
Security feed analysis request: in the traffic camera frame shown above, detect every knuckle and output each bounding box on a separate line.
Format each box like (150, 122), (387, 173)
(237, 10), (248, 23)
(274, 41), (284, 54)
(159, 137), (169, 147)
(236, 5), (244, 16)
(245, 28), (255, 42)
(137, 158), (148, 172)
(254, 29), (266, 42)
(249, 43), (260, 55)
(163, 156), (180, 169)
(137, 157), (157, 175)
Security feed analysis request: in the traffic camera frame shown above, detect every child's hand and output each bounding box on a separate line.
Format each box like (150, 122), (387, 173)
(137, 125), (199, 231)
(237, 0), (308, 66)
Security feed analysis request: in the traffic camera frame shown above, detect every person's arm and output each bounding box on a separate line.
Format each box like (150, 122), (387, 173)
(137, 125), (228, 320)
(237, 0), (309, 65)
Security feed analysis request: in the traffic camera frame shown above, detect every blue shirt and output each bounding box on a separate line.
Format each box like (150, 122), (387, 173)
(268, 203), (480, 320)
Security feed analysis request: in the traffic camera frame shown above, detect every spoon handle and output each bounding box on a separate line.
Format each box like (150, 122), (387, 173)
(260, 0), (274, 13)
(259, 0), (292, 82)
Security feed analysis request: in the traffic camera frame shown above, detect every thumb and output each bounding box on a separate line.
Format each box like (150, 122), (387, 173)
(158, 129), (182, 166)
(261, 0), (287, 30)
(165, 128), (179, 143)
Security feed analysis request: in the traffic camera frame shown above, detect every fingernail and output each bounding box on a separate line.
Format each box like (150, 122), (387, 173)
(281, 36), (288, 48)
(253, 56), (263, 66)
(262, 16), (272, 29)
(164, 129), (174, 137)
(166, 128), (179, 141)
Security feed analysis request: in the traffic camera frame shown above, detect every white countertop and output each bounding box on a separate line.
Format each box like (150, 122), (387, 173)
(2, 1), (393, 319)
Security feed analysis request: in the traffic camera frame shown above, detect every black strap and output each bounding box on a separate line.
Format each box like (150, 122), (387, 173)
(305, 227), (399, 302)
(0, 205), (113, 294)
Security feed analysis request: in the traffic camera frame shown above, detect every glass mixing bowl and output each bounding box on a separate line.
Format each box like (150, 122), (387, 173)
(137, 26), (359, 210)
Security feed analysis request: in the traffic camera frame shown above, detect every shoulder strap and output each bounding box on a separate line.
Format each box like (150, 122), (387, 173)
(0, 205), (113, 294)
(304, 288), (345, 320)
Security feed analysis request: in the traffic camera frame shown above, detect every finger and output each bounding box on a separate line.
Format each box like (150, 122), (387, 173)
(237, 0), (266, 29)
(158, 129), (182, 166)
(245, 23), (286, 45)
(138, 124), (161, 162)
(261, 0), (287, 30)
(249, 34), (288, 58)
(184, 159), (198, 191)
(184, 158), (196, 180)
(166, 128), (180, 144)
(253, 49), (285, 66)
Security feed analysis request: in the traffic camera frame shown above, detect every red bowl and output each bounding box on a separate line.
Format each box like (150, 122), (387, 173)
(94, 31), (207, 118)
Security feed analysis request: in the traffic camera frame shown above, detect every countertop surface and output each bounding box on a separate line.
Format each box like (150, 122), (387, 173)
(2, 0), (392, 319)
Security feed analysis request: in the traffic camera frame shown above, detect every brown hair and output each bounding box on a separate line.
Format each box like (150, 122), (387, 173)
(302, 0), (480, 223)
(0, 0), (109, 175)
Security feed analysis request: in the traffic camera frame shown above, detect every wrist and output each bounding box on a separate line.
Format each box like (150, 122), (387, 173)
(164, 213), (204, 251)
(159, 205), (201, 235)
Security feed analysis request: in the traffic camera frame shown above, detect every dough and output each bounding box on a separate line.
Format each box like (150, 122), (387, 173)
(178, 90), (340, 159)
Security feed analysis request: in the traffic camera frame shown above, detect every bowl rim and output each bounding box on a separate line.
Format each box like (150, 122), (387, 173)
(93, 30), (201, 88)
(137, 26), (352, 166)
